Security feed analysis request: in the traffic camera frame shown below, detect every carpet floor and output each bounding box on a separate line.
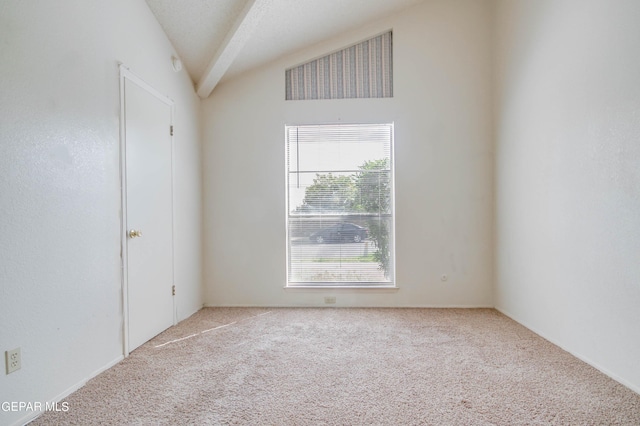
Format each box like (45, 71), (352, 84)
(32, 308), (640, 425)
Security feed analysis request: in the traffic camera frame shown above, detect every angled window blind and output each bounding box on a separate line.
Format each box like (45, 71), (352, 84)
(285, 31), (393, 101)
(286, 123), (395, 286)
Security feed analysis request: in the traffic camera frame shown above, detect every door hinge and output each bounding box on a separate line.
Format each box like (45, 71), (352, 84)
(172, 285), (176, 296)
(170, 125), (174, 136)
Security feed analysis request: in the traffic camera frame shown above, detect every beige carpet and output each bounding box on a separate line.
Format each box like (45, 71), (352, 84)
(33, 308), (640, 425)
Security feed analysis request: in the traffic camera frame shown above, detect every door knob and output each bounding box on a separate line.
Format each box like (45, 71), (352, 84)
(129, 229), (143, 238)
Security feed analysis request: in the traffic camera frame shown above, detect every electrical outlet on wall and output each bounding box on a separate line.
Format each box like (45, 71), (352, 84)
(6, 348), (21, 374)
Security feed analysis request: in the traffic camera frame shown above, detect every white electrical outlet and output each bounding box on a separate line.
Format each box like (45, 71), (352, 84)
(6, 348), (21, 374)
(324, 296), (336, 304)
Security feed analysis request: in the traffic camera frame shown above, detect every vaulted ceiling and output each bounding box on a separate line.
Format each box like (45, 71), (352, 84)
(145, 0), (425, 98)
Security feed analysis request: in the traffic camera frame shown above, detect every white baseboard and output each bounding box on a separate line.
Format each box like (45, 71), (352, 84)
(177, 305), (203, 322)
(495, 306), (640, 396)
(202, 304), (495, 308)
(12, 355), (124, 426)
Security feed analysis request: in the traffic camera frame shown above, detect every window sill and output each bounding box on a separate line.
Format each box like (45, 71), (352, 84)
(284, 285), (398, 291)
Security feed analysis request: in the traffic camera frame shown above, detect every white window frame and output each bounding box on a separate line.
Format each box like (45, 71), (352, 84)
(285, 123), (396, 288)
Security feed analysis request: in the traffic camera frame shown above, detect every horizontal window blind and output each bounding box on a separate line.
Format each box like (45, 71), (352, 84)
(286, 124), (394, 286)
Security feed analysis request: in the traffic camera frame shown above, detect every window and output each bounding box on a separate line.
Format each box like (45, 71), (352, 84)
(285, 31), (393, 101)
(286, 123), (395, 286)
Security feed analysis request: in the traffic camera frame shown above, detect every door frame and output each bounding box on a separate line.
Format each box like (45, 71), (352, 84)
(118, 64), (176, 356)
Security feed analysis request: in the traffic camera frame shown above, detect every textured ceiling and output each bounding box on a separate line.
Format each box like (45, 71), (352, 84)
(145, 0), (425, 93)
(145, 0), (247, 82)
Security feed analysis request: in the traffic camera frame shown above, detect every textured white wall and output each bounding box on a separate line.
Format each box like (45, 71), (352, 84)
(0, 1), (202, 425)
(202, 0), (494, 307)
(494, 0), (640, 392)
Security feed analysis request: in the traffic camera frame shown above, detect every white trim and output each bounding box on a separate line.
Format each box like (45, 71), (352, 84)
(118, 65), (129, 357)
(495, 307), (640, 396)
(118, 64), (176, 357)
(10, 356), (124, 426)
(203, 304), (495, 308)
(119, 65), (174, 106)
(284, 122), (396, 288)
(388, 123), (397, 285)
(283, 125), (291, 293)
(170, 103), (177, 326)
(283, 286), (398, 291)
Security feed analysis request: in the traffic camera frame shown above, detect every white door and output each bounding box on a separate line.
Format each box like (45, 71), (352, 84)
(122, 72), (175, 352)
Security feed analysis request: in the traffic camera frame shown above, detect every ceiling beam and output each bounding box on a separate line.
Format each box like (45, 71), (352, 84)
(196, 0), (271, 99)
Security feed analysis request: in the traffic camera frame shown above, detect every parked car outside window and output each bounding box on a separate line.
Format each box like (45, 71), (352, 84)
(309, 223), (368, 244)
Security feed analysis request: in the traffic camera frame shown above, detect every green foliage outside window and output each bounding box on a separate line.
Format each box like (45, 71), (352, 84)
(296, 159), (391, 276)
